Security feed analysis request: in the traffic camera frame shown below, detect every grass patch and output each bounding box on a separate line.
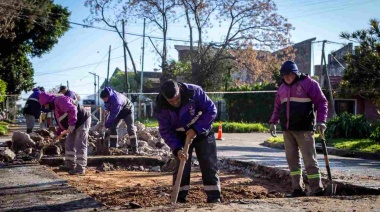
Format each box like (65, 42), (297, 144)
(212, 122), (268, 133)
(324, 138), (380, 153)
(136, 119), (158, 128)
(0, 122), (9, 136)
(135, 119), (269, 133)
(266, 135), (380, 153)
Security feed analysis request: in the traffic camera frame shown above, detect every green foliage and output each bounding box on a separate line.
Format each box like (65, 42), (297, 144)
(224, 83), (277, 122)
(212, 122), (268, 133)
(370, 122), (380, 143)
(0, 0), (70, 94)
(108, 69), (139, 92)
(136, 118), (158, 128)
(339, 18), (380, 102)
(0, 79), (6, 102)
(326, 112), (372, 139)
(267, 134), (380, 153)
(0, 122), (9, 136)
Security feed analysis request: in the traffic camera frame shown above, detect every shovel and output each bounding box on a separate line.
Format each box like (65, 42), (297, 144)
(171, 135), (193, 204)
(319, 132), (337, 196)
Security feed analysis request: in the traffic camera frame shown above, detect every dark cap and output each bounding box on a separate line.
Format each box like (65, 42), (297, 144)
(100, 88), (110, 98)
(160, 79), (179, 99)
(58, 86), (67, 93)
(280, 61), (300, 76)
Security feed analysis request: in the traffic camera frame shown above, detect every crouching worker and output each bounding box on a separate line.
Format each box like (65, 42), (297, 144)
(23, 87), (42, 133)
(155, 79), (221, 203)
(269, 61), (328, 197)
(100, 87), (138, 153)
(39, 92), (91, 175)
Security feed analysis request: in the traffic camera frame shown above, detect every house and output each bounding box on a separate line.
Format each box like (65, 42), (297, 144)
(316, 43), (380, 122)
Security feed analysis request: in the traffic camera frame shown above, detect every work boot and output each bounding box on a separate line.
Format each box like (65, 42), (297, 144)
(130, 148), (139, 155)
(58, 165), (71, 172)
(285, 189), (306, 198)
(207, 198), (221, 203)
(68, 169), (85, 175)
(177, 197), (187, 203)
(310, 188), (325, 196)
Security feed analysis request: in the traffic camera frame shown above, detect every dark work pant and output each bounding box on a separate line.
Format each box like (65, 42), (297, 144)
(109, 111), (137, 149)
(173, 131), (221, 201)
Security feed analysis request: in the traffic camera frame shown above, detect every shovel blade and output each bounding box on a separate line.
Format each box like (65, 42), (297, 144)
(324, 183), (337, 196)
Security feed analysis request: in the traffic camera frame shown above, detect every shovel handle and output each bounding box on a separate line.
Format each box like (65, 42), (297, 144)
(320, 132), (333, 181)
(171, 135), (193, 204)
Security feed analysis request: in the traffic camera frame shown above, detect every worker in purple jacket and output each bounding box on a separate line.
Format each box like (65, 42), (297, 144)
(39, 92), (91, 175)
(155, 79), (221, 203)
(100, 87), (137, 153)
(269, 61), (328, 197)
(58, 86), (77, 103)
(23, 87), (42, 133)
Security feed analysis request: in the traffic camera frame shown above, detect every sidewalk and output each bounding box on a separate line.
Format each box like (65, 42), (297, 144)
(0, 123), (103, 211)
(216, 133), (380, 190)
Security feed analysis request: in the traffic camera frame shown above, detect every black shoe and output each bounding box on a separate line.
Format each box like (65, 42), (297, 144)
(207, 198), (221, 203)
(310, 189), (325, 196)
(68, 169), (86, 175)
(177, 197), (187, 203)
(285, 189), (306, 198)
(58, 165), (71, 172)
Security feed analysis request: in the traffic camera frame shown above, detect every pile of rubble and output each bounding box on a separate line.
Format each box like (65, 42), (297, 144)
(0, 122), (174, 167)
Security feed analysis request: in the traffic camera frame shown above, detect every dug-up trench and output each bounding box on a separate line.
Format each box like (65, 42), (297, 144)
(3, 122), (379, 210)
(47, 157), (379, 210)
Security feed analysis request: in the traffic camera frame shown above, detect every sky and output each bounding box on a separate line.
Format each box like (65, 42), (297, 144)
(17, 0), (380, 105)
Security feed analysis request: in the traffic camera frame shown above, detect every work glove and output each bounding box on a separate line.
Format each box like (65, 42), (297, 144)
(68, 125), (76, 133)
(316, 122), (327, 134)
(270, 123), (276, 137)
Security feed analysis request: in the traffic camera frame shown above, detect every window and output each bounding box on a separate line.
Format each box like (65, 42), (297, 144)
(334, 99), (356, 115)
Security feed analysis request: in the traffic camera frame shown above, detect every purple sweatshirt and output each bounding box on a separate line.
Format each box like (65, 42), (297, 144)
(269, 74), (328, 131)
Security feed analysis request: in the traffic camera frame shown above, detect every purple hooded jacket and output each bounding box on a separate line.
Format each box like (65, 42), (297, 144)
(23, 88), (42, 119)
(103, 87), (133, 128)
(155, 83), (217, 151)
(39, 93), (77, 135)
(63, 89), (77, 101)
(269, 74), (328, 131)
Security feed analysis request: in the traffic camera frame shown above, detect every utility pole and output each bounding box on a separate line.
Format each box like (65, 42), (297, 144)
(320, 40), (336, 117)
(106, 45), (111, 87)
(139, 18), (146, 118)
(122, 20), (129, 93)
(97, 75), (100, 105)
(89, 72), (97, 104)
(67, 80), (69, 89)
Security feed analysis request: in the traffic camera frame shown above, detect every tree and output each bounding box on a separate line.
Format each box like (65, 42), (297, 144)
(339, 18), (380, 103)
(0, 0), (70, 95)
(0, 79), (6, 103)
(108, 69), (139, 92)
(181, 0), (293, 89)
(0, 0), (31, 39)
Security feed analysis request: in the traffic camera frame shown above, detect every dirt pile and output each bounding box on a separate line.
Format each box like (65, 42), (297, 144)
(55, 161), (289, 208)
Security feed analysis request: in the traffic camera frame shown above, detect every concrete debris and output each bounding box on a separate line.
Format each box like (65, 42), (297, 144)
(6, 122), (174, 169)
(0, 148), (16, 161)
(151, 166), (161, 172)
(99, 162), (115, 171)
(11, 131), (36, 152)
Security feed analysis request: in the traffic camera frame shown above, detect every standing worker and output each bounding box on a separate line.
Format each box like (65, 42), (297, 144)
(39, 92), (91, 175)
(155, 79), (221, 203)
(23, 87), (42, 133)
(269, 61), (328, 197)
(58, 86), (78, 103)
(100, 87), (138, 153)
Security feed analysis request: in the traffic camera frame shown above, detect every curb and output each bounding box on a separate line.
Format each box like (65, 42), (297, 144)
(261, 140), (380, 161)
(222, 158), (380, 195)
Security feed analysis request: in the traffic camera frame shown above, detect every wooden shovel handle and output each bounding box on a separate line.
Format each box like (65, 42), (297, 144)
(171, 135), (193, 204)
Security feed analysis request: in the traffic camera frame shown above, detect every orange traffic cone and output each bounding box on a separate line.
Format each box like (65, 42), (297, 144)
(216, 121), (224, 140)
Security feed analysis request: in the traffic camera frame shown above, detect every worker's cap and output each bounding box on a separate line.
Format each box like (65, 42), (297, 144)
(160, 79), (179, 99)
(100, 88), (110, 98)
(280, 61), (300, 76)
(58, 86), (67, 93)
